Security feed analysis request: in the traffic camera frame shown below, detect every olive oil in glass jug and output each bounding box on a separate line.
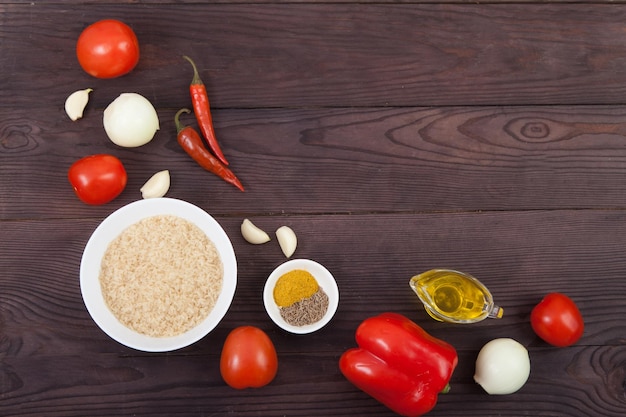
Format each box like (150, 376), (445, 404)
(409, 269), (503, 324)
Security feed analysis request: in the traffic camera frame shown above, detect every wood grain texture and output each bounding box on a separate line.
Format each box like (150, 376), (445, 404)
(1, 212), (626, 416)
(4, 3), (626, 108)
(2, 1), (626, 416)
(4, 105), (626, 220)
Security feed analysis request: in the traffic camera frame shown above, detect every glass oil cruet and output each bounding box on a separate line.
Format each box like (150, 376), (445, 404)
(409, 269), (503, 324)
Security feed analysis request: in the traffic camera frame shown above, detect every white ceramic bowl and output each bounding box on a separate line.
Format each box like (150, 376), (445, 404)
(80, 198), (237, 352)
(263, 259), (339, 334)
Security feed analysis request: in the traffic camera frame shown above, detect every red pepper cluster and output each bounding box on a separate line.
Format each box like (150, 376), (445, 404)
(177, 56), (244, 191)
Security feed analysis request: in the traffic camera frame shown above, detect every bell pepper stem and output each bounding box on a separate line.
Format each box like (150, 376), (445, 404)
(441, 383), (451, 394)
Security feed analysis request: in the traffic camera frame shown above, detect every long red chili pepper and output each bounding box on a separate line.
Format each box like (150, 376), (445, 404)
(183, 55), (229, 166)
(175, 108), (244, 192)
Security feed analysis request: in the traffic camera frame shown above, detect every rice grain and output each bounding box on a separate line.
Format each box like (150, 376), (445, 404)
(99, 215), (223, 337)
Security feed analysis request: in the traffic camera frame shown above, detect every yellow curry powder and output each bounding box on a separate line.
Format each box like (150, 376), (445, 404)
(273, 269), (319, 307)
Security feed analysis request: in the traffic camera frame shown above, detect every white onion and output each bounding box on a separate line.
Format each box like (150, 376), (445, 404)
(474, 338), (530, 395)
(103, 93), (160, 147)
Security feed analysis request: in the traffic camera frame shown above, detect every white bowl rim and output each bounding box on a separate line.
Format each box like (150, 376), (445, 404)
(80, 197), (237, 352)
(263, 258), (339, 334)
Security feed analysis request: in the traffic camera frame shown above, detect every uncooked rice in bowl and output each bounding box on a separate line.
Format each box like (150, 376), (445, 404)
(99, 214), (223, 337)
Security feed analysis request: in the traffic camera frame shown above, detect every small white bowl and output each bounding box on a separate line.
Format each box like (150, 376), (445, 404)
(263, 259), (339, 334)
(80, 198), (237, 352)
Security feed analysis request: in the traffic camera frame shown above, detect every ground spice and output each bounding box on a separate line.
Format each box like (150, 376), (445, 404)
(279, 288), (329, 327)
(273, 269), (319, 307)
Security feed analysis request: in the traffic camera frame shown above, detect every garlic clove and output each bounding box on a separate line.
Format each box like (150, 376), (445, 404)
(65, 88), (92, 121)
(276, 226), (297, 258)
(140, 170), (170, 199)
(241, 219), (271, 244)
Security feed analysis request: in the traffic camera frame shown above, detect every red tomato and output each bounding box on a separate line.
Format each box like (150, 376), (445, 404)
(220, 326), (278, 389)
(76, 19), (139, 78)
(68, 154), (127, 205)
(530, 292), (584, 347)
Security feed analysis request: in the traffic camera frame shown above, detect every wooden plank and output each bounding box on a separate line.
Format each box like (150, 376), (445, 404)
(3, 105), (626, 220)
(3, 3), (626, 108)
(5, 0), (626, 3)
(0, 346), (623, 416)
(7, 0), (626, 4)
(2, 1), (626, 416)
(1, 211), (625, 415)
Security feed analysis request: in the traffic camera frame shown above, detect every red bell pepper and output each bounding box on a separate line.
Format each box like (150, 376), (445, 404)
(339, 312), (458, 417)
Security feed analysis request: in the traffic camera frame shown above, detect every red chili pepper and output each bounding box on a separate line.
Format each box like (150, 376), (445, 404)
(183, 55), (229, 166)
(339, 313), (457, 417)
(175, 108), (244, 191)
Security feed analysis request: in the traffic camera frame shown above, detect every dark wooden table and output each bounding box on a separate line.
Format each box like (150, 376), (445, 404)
(2, 1), (626, 416)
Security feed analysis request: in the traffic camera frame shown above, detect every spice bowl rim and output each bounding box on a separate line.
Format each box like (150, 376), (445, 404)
(80, 197), (237, 352)
(263, 258), (339, 334)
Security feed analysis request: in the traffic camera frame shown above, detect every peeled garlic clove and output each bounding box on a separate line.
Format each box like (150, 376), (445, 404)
(140, 170), (170, 199)
(276, 226), (297, 258)
(65, 88), (92, 121)
(241, 219), (271, 244)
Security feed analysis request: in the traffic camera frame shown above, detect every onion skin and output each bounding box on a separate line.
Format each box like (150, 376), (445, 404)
(103, 93), (160, 147)
(473, 338), (530, 395)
